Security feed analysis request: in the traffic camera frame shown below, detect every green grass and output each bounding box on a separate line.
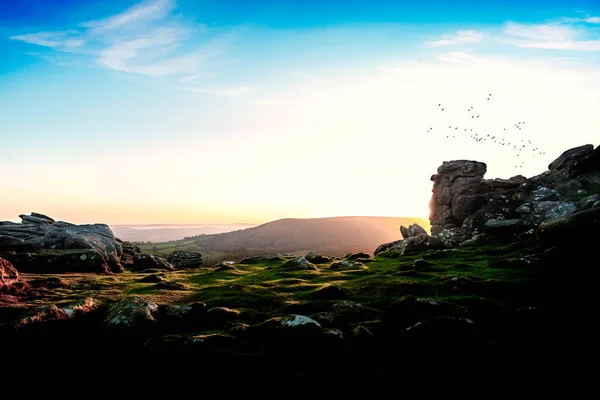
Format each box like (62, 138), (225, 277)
(14, 237), (550, 328)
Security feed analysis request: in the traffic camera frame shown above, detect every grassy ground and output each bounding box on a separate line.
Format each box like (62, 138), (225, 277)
(12, 236), (546, 318)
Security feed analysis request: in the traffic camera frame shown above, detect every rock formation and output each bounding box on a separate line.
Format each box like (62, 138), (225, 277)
(376, 143), (600, 254)
(428, 143), (600, 247)
(0, 213), (166, 274)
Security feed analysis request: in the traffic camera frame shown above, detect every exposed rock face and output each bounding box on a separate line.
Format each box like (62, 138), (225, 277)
(0, 257), (31, 296)
(427, 144), (600, 246)
(0, 213), (127, 273)
(167, 250), (203, 269)
(1, 249), (112, 274)
(120, 240), (141, 267)
(429, 160), (489, 235)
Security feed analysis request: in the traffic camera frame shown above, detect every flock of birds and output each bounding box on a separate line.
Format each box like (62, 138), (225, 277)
(426, 93), (547, 169)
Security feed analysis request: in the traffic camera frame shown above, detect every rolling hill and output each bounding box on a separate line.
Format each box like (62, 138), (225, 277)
(138, 216), (431, 265)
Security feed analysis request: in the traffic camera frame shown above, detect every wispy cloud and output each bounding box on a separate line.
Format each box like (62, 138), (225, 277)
(10, 0), (217, 80)
(80, 0), (176, 32)
(559, 16), (600, 24)
(425, 30), (485, 46)
(10, 30), (85, 50)
(502, 21), (600, 51)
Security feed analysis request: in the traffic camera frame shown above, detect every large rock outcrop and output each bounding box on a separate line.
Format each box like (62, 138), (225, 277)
(0, 213), (142, 273)
(427, 144), (600, 246)
(375, 143), (600, 254)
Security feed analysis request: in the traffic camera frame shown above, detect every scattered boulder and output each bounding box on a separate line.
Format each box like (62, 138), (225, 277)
(330, 260), (365, 270)
(139, 274), (165, 283)
(279, 256), (318, 271)
(212, 262), (238, 271)
(104, 296), (159, 327)
(305, 251), (333, 264)
(131, 254), (174, 272)
(378, 234), (444, 257)
(152, 281), (187, 291)
(167, 250), (203, 269)
(344, 252), (371, 261)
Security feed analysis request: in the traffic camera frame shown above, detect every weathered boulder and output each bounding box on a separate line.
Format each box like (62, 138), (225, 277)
(379, 234), (444, 257)
(305, 251), (333, 264)
(343, 252), (371, 260)
(104, 296), (159, 328)
(279, 256), (318, 271)
(374, 240), (402, 256)
(0, 213), (127, 273)
(330, 260), (366, 270)
(0, 257), (31, 296)
(131, 254), (174, 272)
(400, 224), (428, 238)
(167, 250), (203, 269)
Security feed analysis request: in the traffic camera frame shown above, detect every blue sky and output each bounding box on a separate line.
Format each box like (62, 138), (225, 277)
(1, 0), (600, 224)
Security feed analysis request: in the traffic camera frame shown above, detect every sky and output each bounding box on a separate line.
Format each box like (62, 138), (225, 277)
(1, 0), (600, 225)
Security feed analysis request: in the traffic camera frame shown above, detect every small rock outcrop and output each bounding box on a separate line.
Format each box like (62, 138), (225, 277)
(167, 250), (203, 269)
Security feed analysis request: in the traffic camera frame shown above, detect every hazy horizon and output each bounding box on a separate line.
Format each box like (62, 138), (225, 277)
(2, 0), (599, 224)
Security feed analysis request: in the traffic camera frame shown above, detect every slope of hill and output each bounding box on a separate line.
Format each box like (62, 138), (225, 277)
(138, 216), (430, 264)
(110, 223), (257, 242)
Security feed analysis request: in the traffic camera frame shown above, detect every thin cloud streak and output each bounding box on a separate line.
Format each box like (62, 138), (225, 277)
(425, 30), (485, 46)
(10, 30), (84, 49)
(503, 21), (600, 51)
(9, 0), (216, 81)
(80, 0), (176, 32)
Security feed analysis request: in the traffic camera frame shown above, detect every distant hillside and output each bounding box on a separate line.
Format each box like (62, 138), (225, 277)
(139, 216), (430, 264)
(110, 223), (257, 242)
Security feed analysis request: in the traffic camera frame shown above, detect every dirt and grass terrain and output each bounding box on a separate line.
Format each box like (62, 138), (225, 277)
(1, 232), (587, 377)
